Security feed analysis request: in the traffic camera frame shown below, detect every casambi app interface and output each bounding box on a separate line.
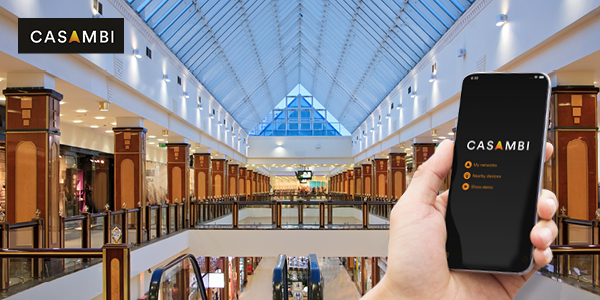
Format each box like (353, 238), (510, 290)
(446, 73), (550, 272)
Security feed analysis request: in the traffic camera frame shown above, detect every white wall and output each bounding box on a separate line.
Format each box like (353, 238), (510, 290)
(0, 0), (248, 158)
(247, 136), (353, 165)
(353, 0), (600, 159)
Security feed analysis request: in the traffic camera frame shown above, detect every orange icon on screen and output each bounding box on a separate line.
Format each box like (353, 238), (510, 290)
(463, 172), (471, 180)
(465, 161), (472, 169)
(462, 183), (470, 190)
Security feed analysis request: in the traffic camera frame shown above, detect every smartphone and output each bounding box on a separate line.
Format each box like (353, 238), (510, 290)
(445, 72), (551, 274)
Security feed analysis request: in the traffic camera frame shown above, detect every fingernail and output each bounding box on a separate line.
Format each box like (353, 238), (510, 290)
(540, 227), (554, 246)
(547, 198), (556, 215)
(544, 247), (553, 262)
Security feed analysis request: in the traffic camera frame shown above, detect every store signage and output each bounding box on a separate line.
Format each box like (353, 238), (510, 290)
(158, 143), (167, 148)
(18, 18), (124, 53)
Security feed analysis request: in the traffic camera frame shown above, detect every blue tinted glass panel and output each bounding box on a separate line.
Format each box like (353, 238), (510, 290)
(300, 111), (311, 121)
(287, 130), (299, 136)
(300, 98), (311, 108)
(288, 123), (298, 130)
(301, 123), (311, 130)
(313, 123), (322, 130)
(300, 130), (312, 136)
(275, 130), (286, 136)
(314, 130), (326, 136)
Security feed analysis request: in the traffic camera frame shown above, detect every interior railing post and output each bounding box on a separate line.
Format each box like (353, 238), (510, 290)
(102, 241), (131, 300)
(277, 202), (282, 229)
(174, 201), (179, 232)
(146, 206), (152, 242)
(233, 200), (239, 229)
(121, 207), (129, 244)
(82, 208), (91, 249)
(0, 213), (9, 290)
(32, 210), (44, 278)
(298, 200), (303, 225)
(272, 200), (277, 226)
(59, 210), (65, 248)
(104, 207), (112, 245)
(328, 198), (333, 225)
(319, 202), (325, 229)
(557, 207), (569, 276)
(362, 200), (369, 229)
(593, 211), (600, 286)
(136, 206), (143, 245)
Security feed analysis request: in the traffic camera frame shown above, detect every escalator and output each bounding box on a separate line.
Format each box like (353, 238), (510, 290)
(273, 254), (323, 300)
(148, 254), (208, 300)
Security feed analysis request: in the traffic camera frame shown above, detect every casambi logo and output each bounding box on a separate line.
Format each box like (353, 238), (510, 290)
(466, 140), (531, 151)
(18, 18), (124, 54)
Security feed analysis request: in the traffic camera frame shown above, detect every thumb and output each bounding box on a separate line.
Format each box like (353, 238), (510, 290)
(402, 139), (454, 205)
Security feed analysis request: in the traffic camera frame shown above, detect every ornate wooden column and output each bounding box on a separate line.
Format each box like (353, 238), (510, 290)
(167, 143), (190, 227)
(239, 167), (247, 199)
(546, 86), (599, 220)
(113, 126), (147, 210)
(3, 86), (62, 248)
(228, 164), (239, 197)
(167, 143), (190, 203)
(212, 159), (226, 198)
(413, 143), (436, 169)
(373, 158), (388, 199)
(247, 170), (254, 200)
(193, 153), (211, 200)
(252, 171), (258, 198)
(354, 167), (362, 197)
(389, 153), (406, 200)
(348, 169), (355, 197)
(362, 165), (372, 199)
(342, 171), (348, 195)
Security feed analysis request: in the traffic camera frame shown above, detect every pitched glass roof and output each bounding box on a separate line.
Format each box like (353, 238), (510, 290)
(126, 0), (474, 133)
(250, 84), (349, 136)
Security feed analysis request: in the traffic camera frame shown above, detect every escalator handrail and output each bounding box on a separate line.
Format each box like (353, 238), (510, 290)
(273, 254), (288, 300)
(148, 253), (208, 300)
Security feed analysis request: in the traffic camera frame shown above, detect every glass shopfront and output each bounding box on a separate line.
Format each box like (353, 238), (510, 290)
(59, 146), (113, 216)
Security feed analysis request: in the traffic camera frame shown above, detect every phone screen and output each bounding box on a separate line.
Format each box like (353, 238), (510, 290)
(446, 73), (550, 273)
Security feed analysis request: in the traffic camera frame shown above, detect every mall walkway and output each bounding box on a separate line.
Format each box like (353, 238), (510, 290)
(321, 258), (362, 300)
(239, 257), (277, 300)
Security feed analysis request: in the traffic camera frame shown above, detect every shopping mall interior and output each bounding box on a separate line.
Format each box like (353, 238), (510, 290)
(0, 0), (600, 299)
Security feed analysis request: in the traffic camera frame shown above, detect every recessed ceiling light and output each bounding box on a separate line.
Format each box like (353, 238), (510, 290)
(90, 125), (99, 128)
(148, 135), (156, 138)
(149, 142), (155, 145)
(76, 109), (87, 113)
(157, 139), (164, 142)
(95, 116), (105, 119)
(106, 130), (113, 133)
(73, 120), (83, 123)
(448, 132), (455, 135)
(60, 102), (66, 105)
(59, 114), (63, 117)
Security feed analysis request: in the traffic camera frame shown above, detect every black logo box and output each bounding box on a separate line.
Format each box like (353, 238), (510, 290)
(18, 18), (124, 54)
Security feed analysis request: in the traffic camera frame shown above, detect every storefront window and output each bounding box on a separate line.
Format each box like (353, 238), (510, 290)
(146, 161), (167, 205)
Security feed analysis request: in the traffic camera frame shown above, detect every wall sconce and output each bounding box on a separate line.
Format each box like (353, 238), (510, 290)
(162, 130), (169, 136)
(429, 74), (436, 82)
(163, 74), (170, 82)
(457, 48), (466, 57)
(132, 49), (141, 58)
(183, 92), (189, 98)
(386, 113), (391, 119)
(396, 103), (402, 110)
(209, 113), (214, 118)
(496, 14), (508, 26)
(410, 91), (417, 98)
(99, 102), (109, 111)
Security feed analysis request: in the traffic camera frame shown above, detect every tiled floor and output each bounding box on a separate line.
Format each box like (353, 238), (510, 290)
(239, 257), (277, 300)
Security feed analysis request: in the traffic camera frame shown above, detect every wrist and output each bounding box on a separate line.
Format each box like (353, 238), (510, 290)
(361, 277), (407, 300)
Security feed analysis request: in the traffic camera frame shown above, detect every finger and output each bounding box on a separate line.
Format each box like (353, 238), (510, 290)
(537, 190), (558, 221)
(434, 190), (449, 216)
(402, 139), (454, 206)
(521, 247), (553, 281)
(544, 143), (554, 162)
(530, 220), (558, 249)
